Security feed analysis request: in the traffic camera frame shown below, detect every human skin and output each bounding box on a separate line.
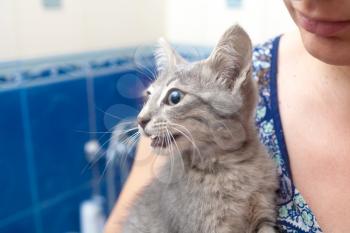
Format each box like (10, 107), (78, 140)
(279, 1), (350, 233)
(104, 137), (167, 233)
(105, 1), (350, 233)
(284, 0), (350, 65)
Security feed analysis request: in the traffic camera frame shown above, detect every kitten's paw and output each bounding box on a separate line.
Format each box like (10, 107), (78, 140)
(257, 225), (278, 233)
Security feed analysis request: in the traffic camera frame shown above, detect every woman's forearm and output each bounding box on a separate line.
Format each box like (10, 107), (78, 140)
(104, 136), (167, 233)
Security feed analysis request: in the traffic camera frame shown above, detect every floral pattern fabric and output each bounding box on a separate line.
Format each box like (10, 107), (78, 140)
(252, 37), (323, 233)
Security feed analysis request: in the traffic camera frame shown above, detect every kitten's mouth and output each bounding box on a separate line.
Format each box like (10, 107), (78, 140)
(150, 134), (181, 148)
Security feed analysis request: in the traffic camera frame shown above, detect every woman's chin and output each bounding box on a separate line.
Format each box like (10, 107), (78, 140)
(300, 29), (350, 66)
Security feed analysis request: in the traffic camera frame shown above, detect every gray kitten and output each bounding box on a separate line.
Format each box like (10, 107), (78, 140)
(121, 25), (278, 233)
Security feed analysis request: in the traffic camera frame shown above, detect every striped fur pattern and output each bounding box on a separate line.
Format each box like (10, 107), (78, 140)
(121, 25), (278, 233)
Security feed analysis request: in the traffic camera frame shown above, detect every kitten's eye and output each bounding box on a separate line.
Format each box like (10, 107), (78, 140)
(166, 89), (183, 105)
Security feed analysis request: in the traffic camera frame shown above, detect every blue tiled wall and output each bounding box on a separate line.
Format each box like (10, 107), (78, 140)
(0, 45), (210, 233)
(0, 86), (94, 233)
(0, 90), (34, 223)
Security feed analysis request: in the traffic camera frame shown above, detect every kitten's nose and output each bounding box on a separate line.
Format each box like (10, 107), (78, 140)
(137, 116), (150, 129)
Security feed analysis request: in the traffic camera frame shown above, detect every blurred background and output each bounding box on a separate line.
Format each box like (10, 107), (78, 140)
(0, 0), (295, 232)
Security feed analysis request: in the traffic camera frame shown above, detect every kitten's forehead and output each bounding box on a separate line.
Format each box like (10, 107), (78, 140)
(147, 76), (173, 93)
(147, 62), (203, 96)
(152, 70), (181, 89)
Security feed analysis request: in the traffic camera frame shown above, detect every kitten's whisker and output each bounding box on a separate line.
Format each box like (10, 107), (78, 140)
(96, 107), (124, 120)
(111, 132), (140, 152)
(135, 60), (157, 80)
(168, 128), (185, 175)
(171, 126), (200, 164)
(154, 129), (163, 155)
(111, 127), (139, 139)
(82, 136), (114, 172)
(100, 154), (113, 182)
(149, 129), (162, 177)
(84, 137), (116, 170)
(136, 67), (156, 82)
(118, 130), (140, 145)
(135, 62), (155, 79)
(117, 134), (140, 172)
(81, 149), (106, 175)
(96, 108), (138, 124)
(168, 123), (203, 164)
(124, 131), (140, 147)
(102, 131), (140, 181)
(83, 127), (139, 174)
(160, 130), (165, 152)
(116, 131), (140, 169)
(165, 128), (174, 185)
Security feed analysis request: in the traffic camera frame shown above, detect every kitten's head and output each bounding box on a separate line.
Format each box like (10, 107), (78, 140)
(137, 25), (256, 159)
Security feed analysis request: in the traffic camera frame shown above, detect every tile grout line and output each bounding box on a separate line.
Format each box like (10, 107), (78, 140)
(0, 208), (34, 229)
(19, 89), (43, 233)
(39, 182), (92, 210)
(0, 181), (92, 228)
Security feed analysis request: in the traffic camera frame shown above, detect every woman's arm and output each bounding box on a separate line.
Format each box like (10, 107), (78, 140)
(104, 136), (167, 233)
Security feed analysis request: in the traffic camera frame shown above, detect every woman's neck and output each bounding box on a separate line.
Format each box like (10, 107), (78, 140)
(305, 47), (350, 114)
(285, 30), (350, 112)
(277, 30), (350, 133)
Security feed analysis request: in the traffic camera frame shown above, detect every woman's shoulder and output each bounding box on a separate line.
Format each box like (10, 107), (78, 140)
(251, 36), (323, 233)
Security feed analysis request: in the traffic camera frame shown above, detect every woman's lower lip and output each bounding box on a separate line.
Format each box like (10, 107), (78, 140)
(296, 12), (350, 37)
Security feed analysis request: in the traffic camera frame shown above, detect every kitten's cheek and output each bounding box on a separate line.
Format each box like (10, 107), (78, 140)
(211, 122), (246, 150)
(169, 136), (186, 151)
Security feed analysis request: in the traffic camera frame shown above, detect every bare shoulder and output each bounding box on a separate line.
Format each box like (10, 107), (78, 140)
(277, 30), (350, 233)
(278, 30), (305, 69)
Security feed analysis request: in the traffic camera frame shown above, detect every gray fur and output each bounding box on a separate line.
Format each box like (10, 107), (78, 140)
(121, 25), (278, 233)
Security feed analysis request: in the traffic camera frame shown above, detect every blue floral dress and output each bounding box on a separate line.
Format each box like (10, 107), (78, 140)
(253, 36), (323, 233)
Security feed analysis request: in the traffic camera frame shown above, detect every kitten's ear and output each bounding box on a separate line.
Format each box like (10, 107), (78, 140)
(206, 25), (252, 92)
(155, 38), (186, 73)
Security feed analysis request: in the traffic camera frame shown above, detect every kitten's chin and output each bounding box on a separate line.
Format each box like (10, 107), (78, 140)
(149, 134), (186, 155)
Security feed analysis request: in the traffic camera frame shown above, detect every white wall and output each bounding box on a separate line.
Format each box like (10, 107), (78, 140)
(82, 0), (165, 51)
(0, 0), (19, 60)
(0, 0), (296, 61)
(165, 0), (296, 46)
(0, 0), (165, 61)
